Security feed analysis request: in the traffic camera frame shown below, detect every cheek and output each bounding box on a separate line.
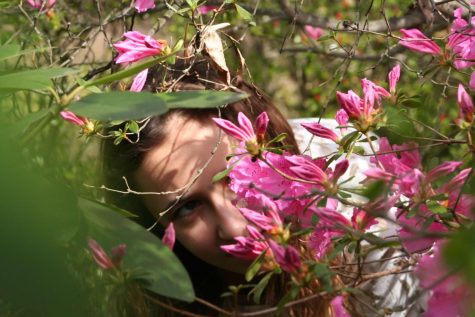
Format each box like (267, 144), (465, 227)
(174, 218), (219, 260)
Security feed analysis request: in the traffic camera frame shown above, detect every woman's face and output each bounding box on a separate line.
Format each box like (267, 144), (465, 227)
(134, 115), (250, 274)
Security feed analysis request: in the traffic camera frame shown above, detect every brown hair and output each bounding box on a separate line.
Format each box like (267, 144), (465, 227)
(102, 58), (334, 316)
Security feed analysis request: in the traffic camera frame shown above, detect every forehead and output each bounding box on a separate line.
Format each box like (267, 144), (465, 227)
(134, 116), (231, 207)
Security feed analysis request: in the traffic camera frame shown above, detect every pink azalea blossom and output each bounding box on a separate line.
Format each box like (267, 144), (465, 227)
(399, 28), (442, 55)
(221, 225), (268, 260)
(134, 0), (155, 13)
(361, 78), (390, 110)
(301, 122), (340, 143)
(388, 64), (401, 95)
(113, 31), (166, 64)
(426, 161), (463, 182)
(162, 223), (175, 250)
(470, 71), (475, 90)
(336, 90), (363, 120)
(439, 168), (472, 193)
(130, 69), (148, 92)
(335, 109), (349, 133)
(268, 240), (301, 273)
(457, 84), (474, 122)
(351, 208), (378, 231)
(415, 241), (474, 317)
(286, 155), (328, 185)
(331, 296), (351, 317)
(447, 9), (475, 70)
(27, 0), (56, 10)
(88, 238), (127, 270)
(398, 207), (447, 253)
(197, 5), (218, 15)
(239, 204), (282, 232)
(111, 244), (127, 268)
(304, 25), (324, 41)
(60, 111), (86, 126)
(213, 112), (268, 144)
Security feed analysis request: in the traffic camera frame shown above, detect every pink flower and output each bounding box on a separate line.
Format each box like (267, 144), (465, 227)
(439, 168), (472, 193)
(335, 109), (349, 127)
(336, 90), (363, 120)
(331, 296), (351, 317)
(364, 167), (396, 182)
(301, 122), (339, 143)
(388, 64), (401, 95)
(197, 5), (218, 15)
(213, 112), (269, 155)
(415, 241), (473, 317)
(332, 159), (349, 183)
(111, 244), (127, 268)
(470, 71), (475, 90)
(221, 225), (268, 260)
(399, 29), (442, 55)
(60, 111), (86, 126)
(304, 25), (324, 41)
(286, 155), (328, 185)
(88, 238), (126, 270)
(27, 0), (56, 10)
(113, 31), (166, 64)
(213, 112), (261, 142)
(130, 69), (148, 92)
(361, 78), (390, 111)
(457, 84), (474, 122)
(239, 205), (282, 232)
(268, 240), (301, 273)
(426, 161), (463, 182)
(351, 208), (378, 231)
(134, 0), (155, 12)
(162, 223), (175, 250)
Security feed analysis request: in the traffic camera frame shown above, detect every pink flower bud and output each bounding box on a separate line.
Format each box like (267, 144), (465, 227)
(426, 161), (463, 182)
(60, 111), (86, 126)
(301, 122), (339, 143)
(268, 240), (301, 273)
(255, 112), (269, 142)
(130, 69), (148, 92)
(457, 84), (474, 122)
(336, 90), (363, 120)
(111, 244), (127, 268)
(399, 29), (442, 55)
(88, 238), (114, 270)
(388, 64), (401, 95)
(197, 5), (218, 15)
(113, 31), (166, 64)
(134, 0), (155, 12)
(304, 25), (324, 41)
(162, 222), (175, 250)
(27, 0), (56, 10)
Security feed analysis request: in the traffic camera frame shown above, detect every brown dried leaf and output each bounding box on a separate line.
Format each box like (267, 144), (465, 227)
(201, 25), (230, 85)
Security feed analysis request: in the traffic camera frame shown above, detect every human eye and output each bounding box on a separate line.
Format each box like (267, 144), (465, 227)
(173, 199), (203, 220)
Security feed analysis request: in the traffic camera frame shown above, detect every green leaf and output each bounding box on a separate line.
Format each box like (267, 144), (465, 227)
(245, 250), (266, 282)
(0, 44), (20, 61)
(249, 272), (273, 304)
(339, 131), (360, 151)
(426, 201), (447, 214)
(235, 4), (254, 25)
(267, 132), (288, 145)
(159, 90), (248, 109)
(444, 227), (475, 285)
(80, 199), (195, 302)
(361, 180), (387, 200)
(0, 68), (76, 91)
(128, 120), (140, 134)
(69, 91), (168, 121)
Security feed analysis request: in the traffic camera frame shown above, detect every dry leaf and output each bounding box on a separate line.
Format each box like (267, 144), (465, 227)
(200, 24), (231, 85)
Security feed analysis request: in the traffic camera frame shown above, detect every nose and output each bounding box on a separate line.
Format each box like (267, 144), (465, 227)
(210, 185), (248, 241)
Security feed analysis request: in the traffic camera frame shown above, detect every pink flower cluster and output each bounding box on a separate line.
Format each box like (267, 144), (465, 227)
(415, 241), (474, 316)
(399, 9), (475, 89)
